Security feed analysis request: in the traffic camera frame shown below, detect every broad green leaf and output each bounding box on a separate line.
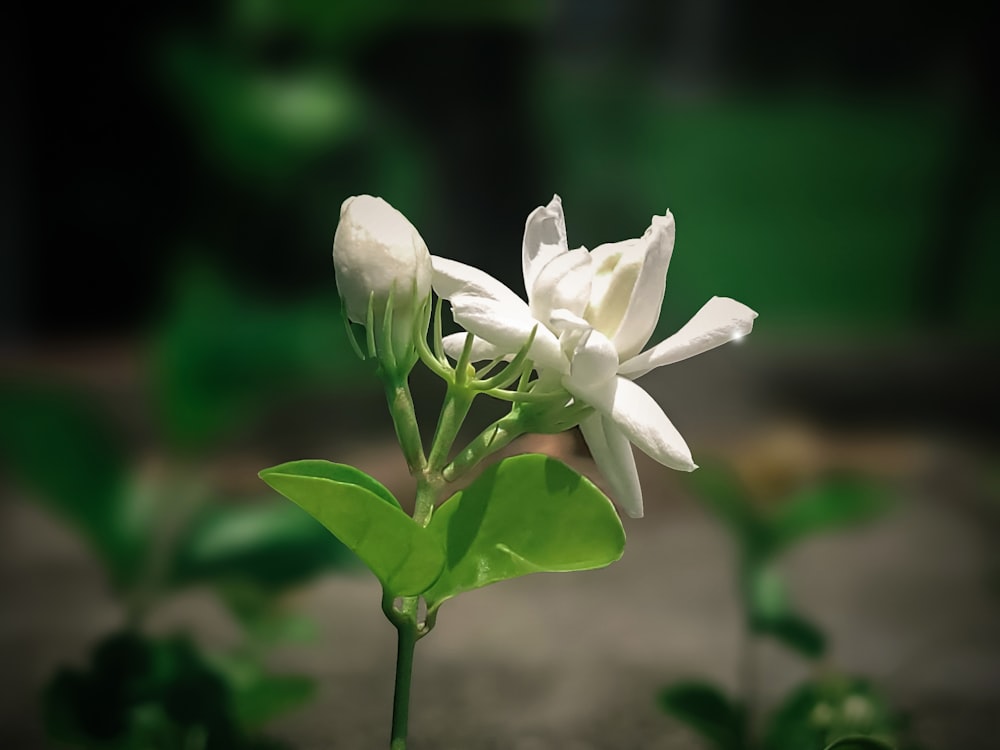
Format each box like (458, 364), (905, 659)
(423, 455), (625, 609)
(265, 460), (401, 509)
(259, 460), (443, 596)
(169, 502), (356, 591)
(769, 478), (890, 552)
(658, 681), (746, 750)
(0, 384), (138, 584)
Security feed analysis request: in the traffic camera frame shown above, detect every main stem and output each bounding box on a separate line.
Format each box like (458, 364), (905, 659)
(390, 612), (418, 750)
(385, 379), (471, 749)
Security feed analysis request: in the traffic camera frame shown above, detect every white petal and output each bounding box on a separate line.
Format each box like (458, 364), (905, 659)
(449, 294), (568, 373)
(586, 212), (675, 360)
(432, 256), (528, 311)
(619, 296), (758, 379)
(441, 332), (509, 362)
(579, 413), (644, 518)
(529, 247), (592, 325)
(522, 195), (569, 295)
(611, 378), (695, 471)
(609, 212), (675, 360)
(568, 376), (695, 472)
(563, 327), (619, 393)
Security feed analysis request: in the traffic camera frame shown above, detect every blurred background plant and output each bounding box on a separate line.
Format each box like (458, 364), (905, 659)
(658, 432), (924, 750)
(0, 274), (367, 748)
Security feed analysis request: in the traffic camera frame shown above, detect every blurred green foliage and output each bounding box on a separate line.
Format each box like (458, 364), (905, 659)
(661, 676), (922, 750)
(536, 75), (979, 334)
(0, 267), (373, 746)
(163, 42), (362, 182)
(688, 465), (889, 657)
(658, 466), (923, 749)
(150, 266), (366, 450)
(43, 630), (304, 750)
(0, 387), (138, 586)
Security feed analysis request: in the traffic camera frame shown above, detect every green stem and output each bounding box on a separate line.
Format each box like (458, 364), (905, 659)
(385, 381), (426, 475)
(386, 479), (438, 750)
(741, 628), (757, 739)
(427, 385), (474, 473)
(444, 412), (525, 482)
(390, 613), (418, 750)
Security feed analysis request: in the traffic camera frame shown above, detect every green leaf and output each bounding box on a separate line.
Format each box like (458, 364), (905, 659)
(756, 611), (827, 659)
(259, 460), (443, 596)
(169, 502), (356, 591)
(769, 478), (890, 552)
(0, 384), (137, 583)
(423, 455), (625, 609)
(658, 681), (746, 750)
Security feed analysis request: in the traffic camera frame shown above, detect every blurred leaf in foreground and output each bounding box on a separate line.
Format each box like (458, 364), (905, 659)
(0, 384), (141, 586)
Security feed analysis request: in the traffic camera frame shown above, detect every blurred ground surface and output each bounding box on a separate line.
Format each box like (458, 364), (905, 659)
(2, 339), (999, 749)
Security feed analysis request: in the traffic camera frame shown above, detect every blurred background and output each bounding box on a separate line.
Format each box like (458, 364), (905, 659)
(2, 1), (998, 748)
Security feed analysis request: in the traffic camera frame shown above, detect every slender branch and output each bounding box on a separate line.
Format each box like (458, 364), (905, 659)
(385, 381), (426, 476)
(426, 386), (474, 475)
(444, 412), (525, 482)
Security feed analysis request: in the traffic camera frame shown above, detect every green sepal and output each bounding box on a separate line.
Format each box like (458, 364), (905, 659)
(423, 454), (625, 610)
(259, 460), (444, 596)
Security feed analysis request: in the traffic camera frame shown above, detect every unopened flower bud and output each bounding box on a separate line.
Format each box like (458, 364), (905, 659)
(333, 195), (432, 368)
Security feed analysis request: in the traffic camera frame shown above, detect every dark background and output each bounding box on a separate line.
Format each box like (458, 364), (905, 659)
(5, 0), (997, 345)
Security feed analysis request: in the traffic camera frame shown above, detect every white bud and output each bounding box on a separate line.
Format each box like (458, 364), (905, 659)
(333, 195), (432, 361)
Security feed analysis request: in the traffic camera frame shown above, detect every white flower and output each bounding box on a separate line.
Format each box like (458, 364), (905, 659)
(333, 195), (432, 357)
(432, 195), (757, 518)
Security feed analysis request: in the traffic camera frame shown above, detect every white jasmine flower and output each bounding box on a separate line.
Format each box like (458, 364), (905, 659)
(432, 195), (757, 517)
(333, 195), (432, 358)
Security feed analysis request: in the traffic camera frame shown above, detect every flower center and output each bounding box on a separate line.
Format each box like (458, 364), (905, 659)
(586, 250), (640, 339)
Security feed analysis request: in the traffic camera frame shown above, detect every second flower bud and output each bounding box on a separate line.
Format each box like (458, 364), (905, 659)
(333, 195), (432, 374)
